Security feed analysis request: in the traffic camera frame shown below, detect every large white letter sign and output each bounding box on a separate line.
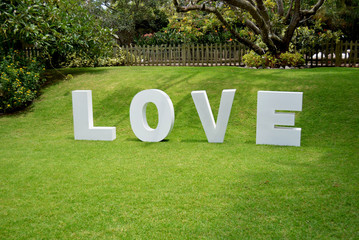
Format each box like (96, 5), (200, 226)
(130, 89), (174, 142)
(256, 91), (303, 146)
(72, 90), (116, 141)
(191, 89), (236, 143)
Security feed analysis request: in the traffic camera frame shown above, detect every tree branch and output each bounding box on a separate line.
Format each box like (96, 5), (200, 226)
(226, 0), (278, 53)
(301, 0), (325, 16)
(244, 19), (261, 34)
(284, 0), (294, 22)
(276, 0), (284, 16)
(173, 0), (265, 54)
(299, 15), (313, 24)
(255, 0), (271, 23)
(282, 0), (301, 50)
(103, 1), (119, 13)
(172, 0), (325, 54)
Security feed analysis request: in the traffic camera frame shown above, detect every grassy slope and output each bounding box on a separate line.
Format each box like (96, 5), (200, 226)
(0, 67), (358, 239)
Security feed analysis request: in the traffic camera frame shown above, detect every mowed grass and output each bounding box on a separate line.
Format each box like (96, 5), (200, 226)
(0, 66), (358, 239)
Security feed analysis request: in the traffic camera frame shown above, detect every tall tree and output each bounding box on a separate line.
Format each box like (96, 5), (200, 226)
(319, 0), (359, 40)
(98, 0), (170, 45)
(0, 0), (115, 66)
(173, 0), (326, 55)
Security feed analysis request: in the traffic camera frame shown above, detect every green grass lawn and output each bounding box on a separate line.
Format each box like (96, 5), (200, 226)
(1, 66), (359, 239)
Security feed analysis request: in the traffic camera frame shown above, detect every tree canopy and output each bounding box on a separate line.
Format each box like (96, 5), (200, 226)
(318, 0), (359, 41)
(94, 0), (170, 45)
(0, 0), (115, 66)
(173, 0), (326, 55)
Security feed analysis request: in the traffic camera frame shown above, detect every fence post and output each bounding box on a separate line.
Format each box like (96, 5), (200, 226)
(324, 39), (329, 66)
(238, 43), (242, 66)
(137, 45), (140, 66)
(348, 41), (354, 67)
(199, 44), (203, 66)
(335, 41), (342, 67)
(190, 44), (194, 66)
(147, 45), (150, 66)
(198, 44), (200, 66)
(181, 45), (185, 66)
(329, 40), (335, 66)
(315, 44), (319, 67)
(355, 40), (358, 67)
(344, 41), (349, 66)
(230, 43), (233, 66)
(214, 43), (218, 66)
(128, 45), (133, 66)
(240, 45), (244, 66)
(124, 46), (128, 65)
(135, 46), (138, 66)
(168, 45), (171, 66)
(223, 43), (228, 66)
(220, 43), (223, 66)
(159, 45), (163, 66)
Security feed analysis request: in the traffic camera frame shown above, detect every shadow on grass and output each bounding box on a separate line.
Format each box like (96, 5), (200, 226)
(181, 139), (208, 143)
(126, 137), (170, 143)
(96, 87), (142, 126)
(42, 67), (111, 89)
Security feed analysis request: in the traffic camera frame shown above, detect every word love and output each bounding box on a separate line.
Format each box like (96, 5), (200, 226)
(72, 89), (303, 146)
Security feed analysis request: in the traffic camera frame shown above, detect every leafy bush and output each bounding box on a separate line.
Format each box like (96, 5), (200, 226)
(243, 51), (304, 68)
(0, 0), (116, 68)
(134, 12), (235, 46)
(0, 51), (45, 113)
(64, 53), (125, 68)
(63, 48), (138, 68)
(291, 24), (342, 53)
(279, 52), (305, 67)
(263, 54), (279, 68)
(242, 51), (265, 68)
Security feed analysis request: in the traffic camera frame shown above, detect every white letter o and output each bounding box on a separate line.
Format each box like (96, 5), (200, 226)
(130, 89), (174, 142)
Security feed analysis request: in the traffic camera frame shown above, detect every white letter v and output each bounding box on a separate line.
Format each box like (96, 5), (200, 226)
(191, 89), (236, 143)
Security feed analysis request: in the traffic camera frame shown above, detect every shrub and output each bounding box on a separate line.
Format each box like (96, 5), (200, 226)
(279, 52), (305, 67)
(63, 48), (133, 68)
(242, 51), (305, 68)
(0, 51), (45, 113)
(242, 51), (265, 68)
(263, 53), (279, 68)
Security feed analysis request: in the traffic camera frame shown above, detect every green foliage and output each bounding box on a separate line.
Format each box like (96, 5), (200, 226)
(135, 12), (234, 45)
(319, 0), (359, 40)
(263, 53), (279, 68)
(242, 52), (279, 68)
(291, 23), (343, 53)
(0, 51), (45, 113)
(95, 0), (170, 45)
(0, 0), (115, 67)
(64, 48), (139, 67)
(173, 0), (328, 55)
(243, 51), (304, 68)
(64, 53), (125, 68)
(242, 51), (265, 68)
(279, 52), (305, 67)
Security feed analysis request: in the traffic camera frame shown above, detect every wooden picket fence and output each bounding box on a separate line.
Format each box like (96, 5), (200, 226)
(120, 43), (248, 66)
(17, 40), (359, 67)
(303, 40), (359, 67)
(121, 40), (359, 67)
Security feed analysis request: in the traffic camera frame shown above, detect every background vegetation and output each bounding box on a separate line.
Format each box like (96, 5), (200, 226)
(0, 51), (45, 112)
(0, 0), (115, 67)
